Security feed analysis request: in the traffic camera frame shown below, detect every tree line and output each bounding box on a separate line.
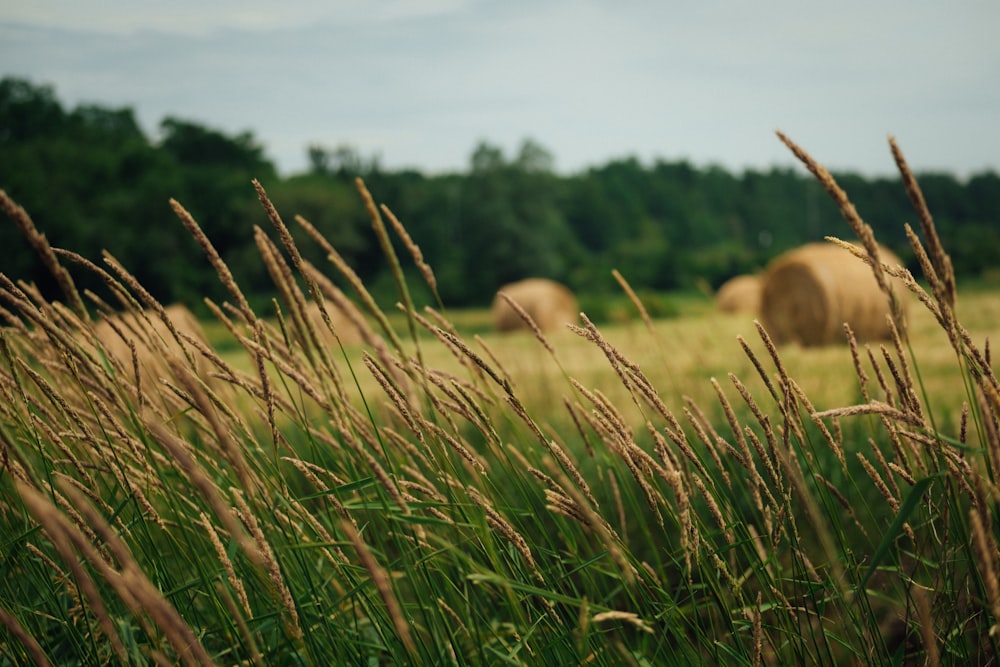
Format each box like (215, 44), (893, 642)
(2, 76), (999, 315)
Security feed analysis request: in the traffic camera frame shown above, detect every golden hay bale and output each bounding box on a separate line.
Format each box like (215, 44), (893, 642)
(302, 300), (363, 347)
(759, 242), (907, 347)
(491, 278), (578, 334)
(92, 304), (210, 385)
(715, 275), (761, 315)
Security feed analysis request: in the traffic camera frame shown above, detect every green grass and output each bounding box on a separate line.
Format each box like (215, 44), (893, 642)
(1, 141), (999, 666)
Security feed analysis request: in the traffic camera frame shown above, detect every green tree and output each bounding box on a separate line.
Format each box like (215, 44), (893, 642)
(4, 75), (1000, 312)
(0, 80), (174, 303)
(0, 77), (64, 143)
(446, 140), (582, 304)
(156, 117), (277, 303)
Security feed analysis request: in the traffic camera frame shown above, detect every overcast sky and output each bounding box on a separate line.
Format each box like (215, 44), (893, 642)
(2, 1), (998, 178)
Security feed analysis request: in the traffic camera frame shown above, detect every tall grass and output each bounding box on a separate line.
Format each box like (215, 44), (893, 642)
(1, 133), (998, 665)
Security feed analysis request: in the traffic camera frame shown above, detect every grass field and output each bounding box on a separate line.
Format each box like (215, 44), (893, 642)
(2, 135), (1000, 665)
(316, 285), (998, 446)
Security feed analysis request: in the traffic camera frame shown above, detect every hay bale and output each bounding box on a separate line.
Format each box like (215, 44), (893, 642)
(302, 300), (363, 347)
(491, 278), (578, 334)
(759, 242), (907, 346)
(93, 304), (210, 385)
(716, 274), (761, 315)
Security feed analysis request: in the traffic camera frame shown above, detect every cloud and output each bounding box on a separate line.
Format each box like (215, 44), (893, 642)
(2, 1), (999, 177)
(0, 0), (475, 36)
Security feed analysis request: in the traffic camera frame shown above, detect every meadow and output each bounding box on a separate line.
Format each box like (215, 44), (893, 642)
(1, 133), (999, 666)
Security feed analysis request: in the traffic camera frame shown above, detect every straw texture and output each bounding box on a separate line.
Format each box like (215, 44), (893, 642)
(91, 303), (210, 389)
(760, 243), (906, 346)
(716, 275), (762, 315)
(491, 278), (578, 334)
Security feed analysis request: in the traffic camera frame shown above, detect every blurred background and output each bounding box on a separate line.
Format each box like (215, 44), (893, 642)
(2, 1), (998, 313)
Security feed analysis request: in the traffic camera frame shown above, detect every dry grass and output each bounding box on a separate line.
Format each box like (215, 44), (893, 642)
(1, 133), (999, 665)
(350, 291), (995, 441)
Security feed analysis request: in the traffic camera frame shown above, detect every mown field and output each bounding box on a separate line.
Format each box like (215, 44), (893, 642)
(289, 284), (997, 444)
(2, 135), (1000, 666)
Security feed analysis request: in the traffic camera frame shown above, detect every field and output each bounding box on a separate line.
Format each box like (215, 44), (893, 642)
(2, 136), (1000, 666)
(375, 288), (1000, 433)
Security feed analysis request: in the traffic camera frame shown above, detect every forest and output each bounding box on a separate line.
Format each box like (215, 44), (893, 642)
(3, 76), (999, 314)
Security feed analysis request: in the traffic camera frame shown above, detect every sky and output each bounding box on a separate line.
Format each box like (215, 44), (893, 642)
(2, 1), (999, 179)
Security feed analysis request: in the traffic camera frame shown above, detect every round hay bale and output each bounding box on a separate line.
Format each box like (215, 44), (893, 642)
(491, 278), (578, 334)
(303, 300), (363, 347)
(759, 242), (907, 347)
(715, 274), (761, 315)
(93, 303), (210, 383)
